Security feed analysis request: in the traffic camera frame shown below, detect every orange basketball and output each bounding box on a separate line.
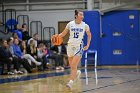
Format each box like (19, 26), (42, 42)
(51, 34), (63, 46)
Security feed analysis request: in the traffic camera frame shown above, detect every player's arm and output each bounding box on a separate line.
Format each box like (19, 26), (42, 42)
(59, 22), (70, 38)
(83, 27), (91, 50)
(59, 28), (69, 38)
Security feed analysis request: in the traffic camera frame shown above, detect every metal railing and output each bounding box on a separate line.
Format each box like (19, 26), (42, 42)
(30, 21), (43, 40)
(43, 27), (55, 48)
(17, 15), (29, 31)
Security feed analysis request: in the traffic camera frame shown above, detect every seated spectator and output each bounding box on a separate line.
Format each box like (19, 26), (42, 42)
(12, 32), (22, 42)
(0, 39), (14, 75)
(37, 43), (49, 70)
(27, 40), (37, 58)
(28, 33), (38, 47)
(13, 39), (41, 66)
(50, 45), (64, 70)
(58, 44), (69, 69)
(20, 40), (27, 55)
(21, 23), (31, 41)
(7, 38), (33, 73)
(5, 38), (23, 74)
(14, 24), (22, 40)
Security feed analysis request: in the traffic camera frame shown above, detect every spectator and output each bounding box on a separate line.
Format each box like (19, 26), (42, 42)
(20, 41), (27, 55)
(12, 32), (22, 42)
(37, 43), (49, 70)
(28, 33), (38, 47)
(58, 44), (69, 68)
(7, 37), (14, 56)
(13, 38), (41, 66)
(27, 40), (37, 58)
(21, 23), (30, 41)
(6, 38), (23, 74)
(7, 38), (33, 73)
(14, 24), (22, 40)
(0, 39), (14, 75)
(50, 45), (64, 70)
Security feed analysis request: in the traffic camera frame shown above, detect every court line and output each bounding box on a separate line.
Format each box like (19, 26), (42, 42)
(0, 68), (102, 84)
(0, 71), (69, 84)
(82, 78), (140, 93)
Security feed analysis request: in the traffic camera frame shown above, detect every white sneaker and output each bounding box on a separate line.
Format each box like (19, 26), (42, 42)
(60, 67), (64, 70)
(56, 67), (60, 70)
(35, 62), (42, 66)
(14, 70), (18, 74)
(66, 80), (73, 90)
(7, 72), (14, 75)
(75, 70), (81, 81)
(17, 71), (23, 74)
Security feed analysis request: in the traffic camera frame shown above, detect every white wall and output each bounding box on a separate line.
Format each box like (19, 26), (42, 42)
(16, 10), (74, 39)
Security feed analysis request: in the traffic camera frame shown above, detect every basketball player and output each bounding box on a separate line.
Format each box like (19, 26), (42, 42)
(58, 10), (91, 89)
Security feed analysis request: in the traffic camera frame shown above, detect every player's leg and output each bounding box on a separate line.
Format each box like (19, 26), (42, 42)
(67, 44), (75, 80)
(70, 55), (81, 80)
(68, 44), (83, 80)
(66, 55), (81, 89)
(66, 44), (82, 89)
(71, 43), (83, 80)
(66, 45), (74, 89)
(68, 56), (73, 80)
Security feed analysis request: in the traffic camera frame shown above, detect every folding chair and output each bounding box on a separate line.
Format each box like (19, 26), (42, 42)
(85, 50), (97, 68)
(84, 50), (98, 85)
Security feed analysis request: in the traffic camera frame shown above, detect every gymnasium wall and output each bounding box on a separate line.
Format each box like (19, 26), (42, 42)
(16, 10), (74, 36)
(82, 10), (140, 66)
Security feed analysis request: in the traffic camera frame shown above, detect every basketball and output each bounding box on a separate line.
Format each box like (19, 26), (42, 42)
(51, 34), (63, 46)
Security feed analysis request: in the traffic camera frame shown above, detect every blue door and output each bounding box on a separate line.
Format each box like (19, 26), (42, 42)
(101, 10), (140, 65)
(123, 10), (140, 64)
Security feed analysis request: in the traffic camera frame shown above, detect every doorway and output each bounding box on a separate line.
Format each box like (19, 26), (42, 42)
(58, 21), (69, 44)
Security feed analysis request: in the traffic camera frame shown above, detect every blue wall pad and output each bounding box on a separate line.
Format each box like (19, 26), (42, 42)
(82, 10), (140, 66)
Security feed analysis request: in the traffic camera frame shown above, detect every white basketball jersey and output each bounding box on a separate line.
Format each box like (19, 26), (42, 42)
(66, 20), (89, 46)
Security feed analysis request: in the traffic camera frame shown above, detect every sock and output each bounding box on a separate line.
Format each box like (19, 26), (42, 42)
(69, 80), (73, 83)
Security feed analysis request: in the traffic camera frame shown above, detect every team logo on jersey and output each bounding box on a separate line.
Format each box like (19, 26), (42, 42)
(71, 28), (83, 32)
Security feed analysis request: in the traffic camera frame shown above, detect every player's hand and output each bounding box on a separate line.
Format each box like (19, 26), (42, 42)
(83, 45), (89, 51)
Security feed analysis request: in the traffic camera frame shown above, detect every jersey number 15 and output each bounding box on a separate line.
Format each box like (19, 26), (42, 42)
(73, 32), (79, 38)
